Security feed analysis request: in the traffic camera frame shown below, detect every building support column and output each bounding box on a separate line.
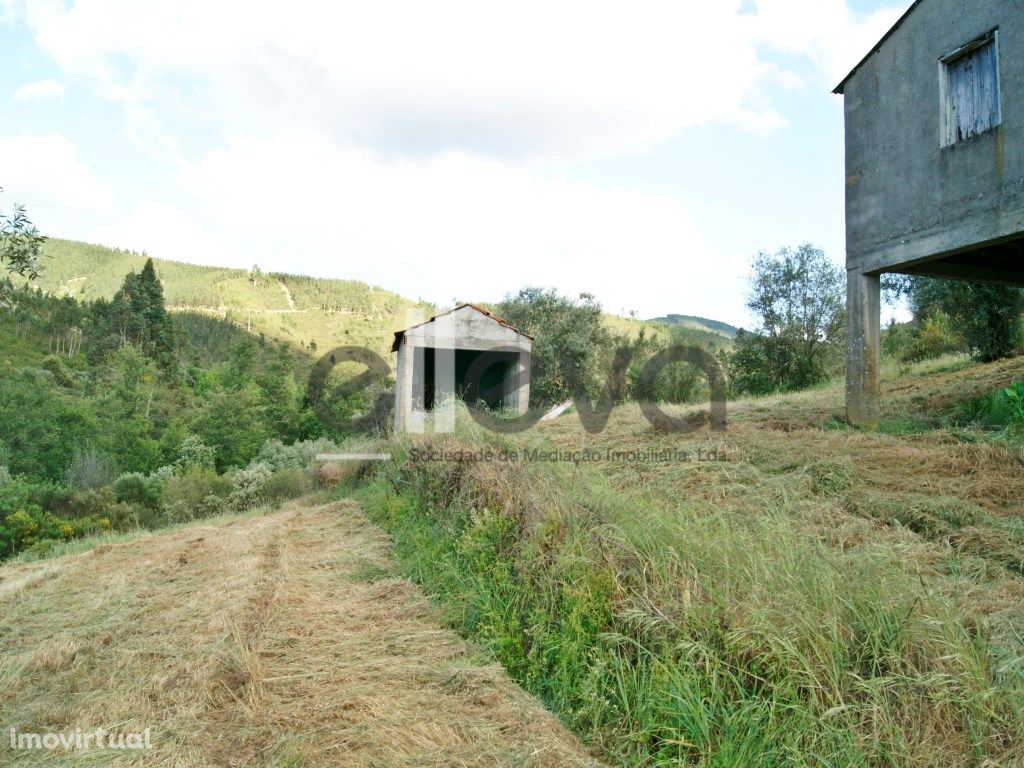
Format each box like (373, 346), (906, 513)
(393, 340), (414, 434)
(845, 269), (881, 428)
(514, 350), (531, 415)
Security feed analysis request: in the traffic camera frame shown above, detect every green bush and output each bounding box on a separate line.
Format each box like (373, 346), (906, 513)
(898, 277), (1024, 362)
(65, 487), (118, 519)
(0, 504), (113, 559)
(113, 472), (163, 508)
(162, 467), (232, 509)
(263, 467), (311, 505)
(962, 380), (1024, 432)
(901, 312), (961, 362)
(228, 462), (273, 510)
(254, 437), (338, 471)
(41, 355), (77, 387)
(194, 494), (226, 519)
(174, 435), (216, 473)
(159, 501), (192, 528)
(4, 509), (41, 552)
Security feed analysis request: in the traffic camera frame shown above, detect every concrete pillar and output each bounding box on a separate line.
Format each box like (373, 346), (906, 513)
(393, 340), (413, 434)
(434, 346), (455, 433)
(514, 350), (531, 415)
(846, 269), (881, 428)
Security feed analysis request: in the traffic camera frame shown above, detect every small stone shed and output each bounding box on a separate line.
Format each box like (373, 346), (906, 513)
(391, 304), (532, 433)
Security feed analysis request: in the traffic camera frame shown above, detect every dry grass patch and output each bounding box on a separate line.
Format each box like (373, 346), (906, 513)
(0, 501), (600, 767)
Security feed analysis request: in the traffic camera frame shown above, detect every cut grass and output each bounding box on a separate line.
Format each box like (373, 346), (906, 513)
(0, 499), (600, 767)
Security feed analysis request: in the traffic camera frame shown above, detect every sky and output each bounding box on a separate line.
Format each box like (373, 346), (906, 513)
(0, 0), (913, 327)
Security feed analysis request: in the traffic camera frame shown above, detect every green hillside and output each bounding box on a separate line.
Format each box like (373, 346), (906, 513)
(33, 239), (433, 357)
(651, 313), (739, 338)
(34, 239), (732, 359)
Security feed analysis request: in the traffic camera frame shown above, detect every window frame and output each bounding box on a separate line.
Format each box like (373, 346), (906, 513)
(938, 28), (1002, 148)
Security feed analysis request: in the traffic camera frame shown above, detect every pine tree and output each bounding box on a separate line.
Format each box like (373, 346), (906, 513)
(89, 259), (177, 366)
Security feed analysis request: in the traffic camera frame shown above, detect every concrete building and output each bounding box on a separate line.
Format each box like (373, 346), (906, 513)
(836, 0), (1024, 426)
(392, 304), (532, 433)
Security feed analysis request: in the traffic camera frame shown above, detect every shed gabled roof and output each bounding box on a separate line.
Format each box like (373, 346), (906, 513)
(391, 303), (532, 353)
(833, 0), (926, 94)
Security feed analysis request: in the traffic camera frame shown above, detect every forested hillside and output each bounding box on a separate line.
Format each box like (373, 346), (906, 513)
(32, 239), (433, 356)
(0, 257), (386, 562)
(651, 313), (739, 338)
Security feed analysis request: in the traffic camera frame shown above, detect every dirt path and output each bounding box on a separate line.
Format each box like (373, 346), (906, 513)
(0, 501), (600, 767)
(278, 279), (296, 310)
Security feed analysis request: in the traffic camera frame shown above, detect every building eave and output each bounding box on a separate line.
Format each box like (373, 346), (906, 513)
(833, 0), (927, 95)
(391, 303), (533, 353)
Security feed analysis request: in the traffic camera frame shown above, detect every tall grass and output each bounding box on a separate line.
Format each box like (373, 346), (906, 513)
(355, 424), (1023, 767)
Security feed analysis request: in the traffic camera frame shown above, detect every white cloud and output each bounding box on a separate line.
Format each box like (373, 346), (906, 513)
(89, 202), (250, 269)
(0, 133), (116, 213)
(750, 0), (909, 87)
(12, 77), (65, 101)
(172, 134), (745, 318)
(15, 0), (799, 162)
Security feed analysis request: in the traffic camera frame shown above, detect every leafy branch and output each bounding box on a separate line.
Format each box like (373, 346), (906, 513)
(0, 186), (46, 311)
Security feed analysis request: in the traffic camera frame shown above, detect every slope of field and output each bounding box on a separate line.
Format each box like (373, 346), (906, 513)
(649, 313), (739, 338)
(33, 239), (433, 356)
(352, 355), (1024, 767)
(0, 500), (600, 767)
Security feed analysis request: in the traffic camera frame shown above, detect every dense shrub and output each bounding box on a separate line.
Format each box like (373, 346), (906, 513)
(254, 437), (338, 472)
(0, 504), (112, 559)
(961, 380), (1024, 433)
(263, 467), (311, 505)
(41, 355), (76, 387)
(162, 467), (232, 509)
(174, 435), (216, 473)
(194, 494), (226, 519)
(899, 312), (961, 363)
(894, 276), (1024, 362)
(0, 466), (10, 486)
(147, 502), (187, 527)
(228, 462), (273, 510)
(113, 472), (163, 508)
(64, 487), (118, 519)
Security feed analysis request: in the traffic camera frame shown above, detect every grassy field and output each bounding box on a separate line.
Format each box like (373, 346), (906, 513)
(0, 499), (600, 767)
(2, 354), (1022, 766)
(352, 355), (1024, 767)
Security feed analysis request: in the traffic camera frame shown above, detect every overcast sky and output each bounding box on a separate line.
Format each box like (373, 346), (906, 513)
(0, 0), (912, 326)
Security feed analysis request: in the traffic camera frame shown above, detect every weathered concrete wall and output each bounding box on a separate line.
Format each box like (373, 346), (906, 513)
(402, 306), (531, 352)
(843, 0), (1024, 274)
(393, 306), (532, 433)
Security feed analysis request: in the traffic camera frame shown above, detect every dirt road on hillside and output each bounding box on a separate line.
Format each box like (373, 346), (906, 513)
(0, 501), (600, 767)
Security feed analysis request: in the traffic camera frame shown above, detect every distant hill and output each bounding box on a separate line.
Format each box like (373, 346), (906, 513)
(32, 239), (434, 358)
(31, 239), (727, 360)
(650, 314), (739, 338)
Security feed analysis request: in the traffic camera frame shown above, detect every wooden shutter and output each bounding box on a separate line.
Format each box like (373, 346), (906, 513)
(941, 31), (1001, 147)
